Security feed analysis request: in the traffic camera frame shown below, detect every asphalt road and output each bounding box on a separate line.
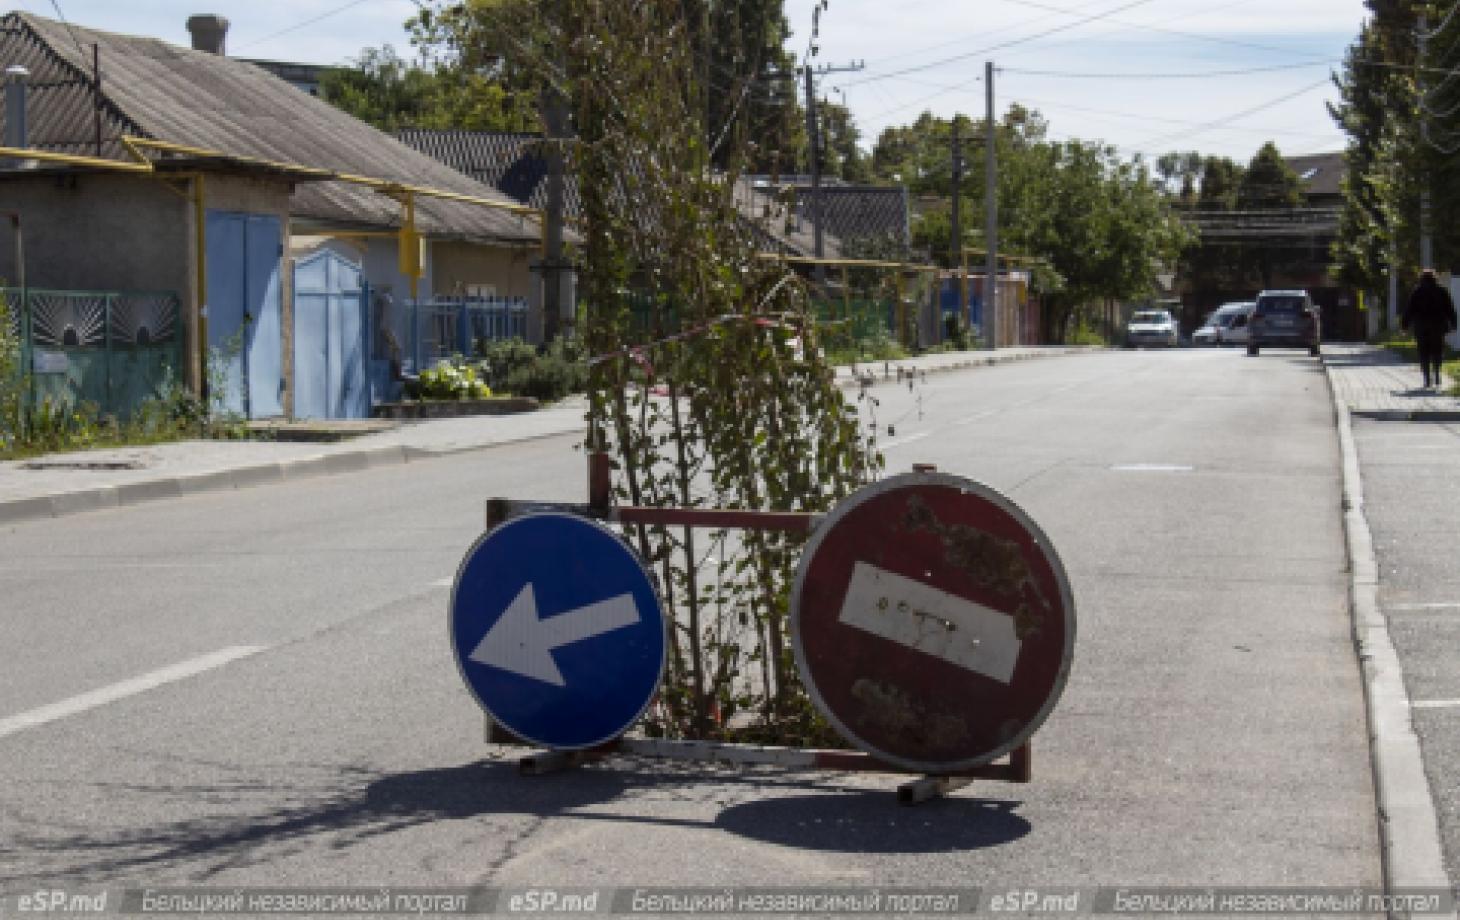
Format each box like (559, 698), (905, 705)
(0, 350), (1379, 902)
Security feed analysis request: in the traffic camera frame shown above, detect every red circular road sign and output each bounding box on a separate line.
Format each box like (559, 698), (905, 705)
(791, 471), (1075, 772)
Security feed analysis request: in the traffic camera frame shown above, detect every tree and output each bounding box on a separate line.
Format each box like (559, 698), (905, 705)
(319, 44), (536, 132)
(818, 101), (873, 183)
(1196, 156), (1243, 211)
(868, 106), (1189, 331)
(407, 0), (805, 174)
(1326, 0), (1460, 291)
(1237, 142), (1303, 210)
(414, 0), (877, 742)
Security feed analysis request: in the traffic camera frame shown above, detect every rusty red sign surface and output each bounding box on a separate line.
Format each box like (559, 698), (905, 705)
(791, 471), (1075, 772)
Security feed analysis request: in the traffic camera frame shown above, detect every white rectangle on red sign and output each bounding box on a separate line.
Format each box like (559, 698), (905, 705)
(838, 561), (1023, 684)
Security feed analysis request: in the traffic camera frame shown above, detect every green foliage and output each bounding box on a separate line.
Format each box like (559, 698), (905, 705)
(450, 0), (882, 744)
(0, 290), (23, 454)
(417, 357), (493, 400)
(1329, 0), (1449, 289)
(502, 340), (587, 402)
(320, 44), (536, 132)
(871, 107), (1191, 337)
(475, 337), (540, 390)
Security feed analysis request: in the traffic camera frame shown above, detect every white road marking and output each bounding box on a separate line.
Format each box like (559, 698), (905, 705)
(1111, 464), (1195, 473)
(1389, 603), (1460, 611)
(0, 646), (268, 739)
(1410, 700), (1460, 709)
(430, 576), (454, 587)
(881, 432), (931, 450)
(838, 561), (1022, 684)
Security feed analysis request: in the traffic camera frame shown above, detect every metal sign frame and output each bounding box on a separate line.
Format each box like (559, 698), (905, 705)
(467, 454), (1051, 804)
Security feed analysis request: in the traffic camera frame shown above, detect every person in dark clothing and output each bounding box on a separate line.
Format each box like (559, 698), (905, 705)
(1402, 270), (1459, 388)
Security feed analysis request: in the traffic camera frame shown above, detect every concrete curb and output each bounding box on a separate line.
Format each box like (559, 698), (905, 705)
(1324, 359), (1456, 914)
(0, 347), (1106, 526)
(835, 346), (1107, 390)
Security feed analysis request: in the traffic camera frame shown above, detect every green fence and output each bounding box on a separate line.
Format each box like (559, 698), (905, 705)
(812, 297), (899, 357)
(0, 288), (185, 420)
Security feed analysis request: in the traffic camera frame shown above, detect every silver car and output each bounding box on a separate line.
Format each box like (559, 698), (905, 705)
(1192, 301), (1254, 347)
(1126, 309), (1179, 348)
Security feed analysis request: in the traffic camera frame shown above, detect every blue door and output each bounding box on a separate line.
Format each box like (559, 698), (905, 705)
(293, 249), (369, 419)
(206, 211), (283, 418)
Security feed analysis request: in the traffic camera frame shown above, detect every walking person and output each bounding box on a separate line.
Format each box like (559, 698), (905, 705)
(1402, 269), (1459, 389)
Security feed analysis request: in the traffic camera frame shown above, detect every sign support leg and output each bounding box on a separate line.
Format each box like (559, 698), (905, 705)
(897, 775), (976, 805)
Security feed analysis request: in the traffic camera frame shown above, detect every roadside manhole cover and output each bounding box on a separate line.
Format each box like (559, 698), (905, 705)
(20, 460), (146, 471)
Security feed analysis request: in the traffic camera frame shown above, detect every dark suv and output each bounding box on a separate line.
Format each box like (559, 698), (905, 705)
(1247, 290), (1320, 357)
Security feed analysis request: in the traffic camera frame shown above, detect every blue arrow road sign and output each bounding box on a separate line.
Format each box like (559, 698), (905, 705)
(450, 512), (666, 749)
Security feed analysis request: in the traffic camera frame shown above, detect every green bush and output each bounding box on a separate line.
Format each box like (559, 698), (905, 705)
(417, 358), (492, 400)
(503, 350), (587, 402)
(476, 337), (539, 391)
(0, 290), (22, 453)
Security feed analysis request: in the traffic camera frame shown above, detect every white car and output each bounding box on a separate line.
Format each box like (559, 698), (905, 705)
(1126, 309), (1179, 348)
(1192, 301), (1254, 347)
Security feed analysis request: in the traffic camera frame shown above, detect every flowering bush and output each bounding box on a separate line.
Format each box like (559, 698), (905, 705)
(417, 358), (492, 400)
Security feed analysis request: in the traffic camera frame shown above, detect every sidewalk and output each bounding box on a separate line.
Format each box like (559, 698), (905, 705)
(1322, 341), (1460, 904)
(1323, 342), (1460, 420)
(0, 346), (1099, 525)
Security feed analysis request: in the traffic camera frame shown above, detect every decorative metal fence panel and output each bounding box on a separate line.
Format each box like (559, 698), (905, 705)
(388, 296), (530, 373)
(0, 288), (185, 419)
(812, 297), (897, 355)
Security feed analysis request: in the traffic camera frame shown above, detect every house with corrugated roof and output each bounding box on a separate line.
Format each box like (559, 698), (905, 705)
(394, 129), (911, 262)
(0, 11), (546, 420)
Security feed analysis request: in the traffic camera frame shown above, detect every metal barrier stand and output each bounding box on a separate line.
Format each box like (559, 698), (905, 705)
(479, 452), (1032, 805)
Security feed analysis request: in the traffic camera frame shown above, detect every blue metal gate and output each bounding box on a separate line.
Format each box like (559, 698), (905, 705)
(206, 211), (283, 419)
(292, 249), (369, 419)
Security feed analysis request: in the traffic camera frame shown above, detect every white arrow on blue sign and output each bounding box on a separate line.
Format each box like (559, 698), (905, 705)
(450, 512), (666, 749)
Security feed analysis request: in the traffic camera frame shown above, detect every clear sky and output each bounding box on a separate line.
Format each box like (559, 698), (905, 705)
(10, 0), (1369, 165)
(784, 0), (1370, 164)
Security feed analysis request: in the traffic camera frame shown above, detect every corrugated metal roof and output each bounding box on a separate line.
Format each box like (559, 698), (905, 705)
(1284, 152), (1346, 200)
(397, 129), (583, 217)
(0, 12), (542, 245)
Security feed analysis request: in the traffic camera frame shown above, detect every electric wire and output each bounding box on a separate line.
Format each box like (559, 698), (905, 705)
(990, 0), (1335, 62)
(233, 0), (401, 54)
(1002, 60), (1335, 79)
(45, 0), (91, 67)
(1420, 1), (1460, 42)
(842, 0), (1157, 89)
(1133, 77), (1334, 153)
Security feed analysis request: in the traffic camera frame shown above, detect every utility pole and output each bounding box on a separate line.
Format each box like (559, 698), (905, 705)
(1420, 12), (1434, 271)
(802, 60), (864, 282)
(538, 0), (570, 342)
(950, 122), (963, 272)
(984, 60), (998, 350)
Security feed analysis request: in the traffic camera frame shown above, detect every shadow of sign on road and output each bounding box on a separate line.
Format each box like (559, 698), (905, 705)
(713, 793), (1031, 854)
(5, 759), (1032, 887)
(2, 760), (630, 885)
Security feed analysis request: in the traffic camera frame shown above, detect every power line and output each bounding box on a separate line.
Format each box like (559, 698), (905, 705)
(46, 0), (91, 65)
(847, 0), (1114, 71)
(989, 0), (1335, 62)
(842, 0), (1158, 89)
(1133, 77), (1334, 153)
(1006, 92), (1340, 142)
(1002, 60), (1337, 80)
(232, 0), (378, 54)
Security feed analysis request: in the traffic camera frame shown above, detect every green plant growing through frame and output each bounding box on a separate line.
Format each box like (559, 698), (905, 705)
(433, 0), (882, 742)
(0, 287), (26, 452)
